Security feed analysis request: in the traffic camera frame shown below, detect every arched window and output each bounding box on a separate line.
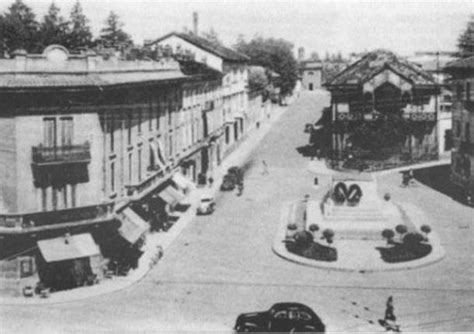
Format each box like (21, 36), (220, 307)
(363, 92), (373, 113)
(308, 71), (314, 75)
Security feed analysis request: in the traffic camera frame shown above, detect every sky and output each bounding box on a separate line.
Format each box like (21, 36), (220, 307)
(1, 0), (473, 57)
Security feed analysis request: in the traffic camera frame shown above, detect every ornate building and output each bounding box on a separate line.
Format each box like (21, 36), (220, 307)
(324, 50), (440, 169)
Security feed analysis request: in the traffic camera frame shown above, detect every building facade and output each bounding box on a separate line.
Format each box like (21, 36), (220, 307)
(0, 45), (213, 295)
(445, 57), (474, 198)
(324, 50), (440, 169)
(299, 61), (323, 90)
(147, 32), (250, 157)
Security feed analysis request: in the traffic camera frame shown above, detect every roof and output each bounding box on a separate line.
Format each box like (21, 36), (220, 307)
(326, 49), (436, 87)
(0, 71), (187, 89)
(445, 56), (474, 71)
(177, 59), (223, 79)
(37, 233), (100, 263)
(150, 32), (250, 63)
(118, 207), (149, 244)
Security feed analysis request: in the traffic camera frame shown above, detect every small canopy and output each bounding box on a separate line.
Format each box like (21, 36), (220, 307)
(158, 186), (185, 205)
(37, 233), (100, 263)
(118, 207), (149, 244)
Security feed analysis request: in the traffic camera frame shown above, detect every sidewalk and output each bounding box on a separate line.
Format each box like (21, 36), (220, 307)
(0, 103), (288, 305)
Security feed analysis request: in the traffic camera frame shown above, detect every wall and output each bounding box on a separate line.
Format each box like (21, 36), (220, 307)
(302, 68), (322, 90)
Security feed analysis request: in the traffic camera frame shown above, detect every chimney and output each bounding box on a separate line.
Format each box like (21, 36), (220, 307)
(193, 12), (198, 35)
(298, 47), (305, 62)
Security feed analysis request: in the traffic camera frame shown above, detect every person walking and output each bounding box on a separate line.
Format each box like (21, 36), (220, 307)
(262, 160), (269, 175)
(381, 296), (400, 332)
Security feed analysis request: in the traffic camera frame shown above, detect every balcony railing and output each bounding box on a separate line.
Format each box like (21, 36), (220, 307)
(32, 142), (91, 165)
(125, 168), (168, 197)
(336, 112), (436, 122)
(402, 112), (436, 121)
(0, 202), (115, 230)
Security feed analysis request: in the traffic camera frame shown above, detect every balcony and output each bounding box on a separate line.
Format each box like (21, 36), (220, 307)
(402, 112), (436, 122)
(32, 142), (91, 165)
(125, 168), (168, 198)
(0, 202), (115, 232)
(202, 101), (215, 112)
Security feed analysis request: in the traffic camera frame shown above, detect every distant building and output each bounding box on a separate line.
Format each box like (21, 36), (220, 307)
(324, 49), (440, 169)
(444, 56), (474, 199)
(299, 61), (323, 91)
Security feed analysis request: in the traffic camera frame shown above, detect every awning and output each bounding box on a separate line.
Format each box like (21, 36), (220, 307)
(158, 186), (185, 205)
(118, 207), (149, 244)
(172, 173), (194, 189)
(37, 233), (100, 263)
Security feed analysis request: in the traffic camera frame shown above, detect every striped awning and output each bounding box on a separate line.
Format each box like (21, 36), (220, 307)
(37, 233), (100, 263)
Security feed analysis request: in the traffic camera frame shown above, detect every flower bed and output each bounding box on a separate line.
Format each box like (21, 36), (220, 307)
(285, 230), (338, 262)
(377, 232), (432, 263)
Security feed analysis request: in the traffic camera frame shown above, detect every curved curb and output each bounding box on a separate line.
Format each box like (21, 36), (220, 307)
(273, 203), (446, 272)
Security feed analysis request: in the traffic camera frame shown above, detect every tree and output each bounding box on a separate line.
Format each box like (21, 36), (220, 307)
(67, 0), (92, 50)
(99, 11), (132, 48)
(1, 0), (40, 54)
(381, 229), (395, 244)
(201, 27), (222, 46)
(38, 2), (69, 48)
(234, 36), (298, 96)
(247, 66), (268, 92)
(457, 15), (474, 57)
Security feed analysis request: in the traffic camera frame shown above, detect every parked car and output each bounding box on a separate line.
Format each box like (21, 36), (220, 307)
(234, 302), (325, 333)
(220, 166), (242, 191)
(197, 193), (215, 215)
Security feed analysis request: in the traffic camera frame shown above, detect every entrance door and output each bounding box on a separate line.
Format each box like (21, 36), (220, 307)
(309, 83), (313, 91)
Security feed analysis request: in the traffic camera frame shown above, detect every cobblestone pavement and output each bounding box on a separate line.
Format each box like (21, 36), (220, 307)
(1, 91), (473, 333)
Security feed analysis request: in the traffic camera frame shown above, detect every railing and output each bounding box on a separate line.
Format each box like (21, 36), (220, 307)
(0, 202), (115, 230)
(32, 142), (91, 165)
(402, 112), (436, 121)
(336, 112), (436, 122)
(125, 168), (167, 197)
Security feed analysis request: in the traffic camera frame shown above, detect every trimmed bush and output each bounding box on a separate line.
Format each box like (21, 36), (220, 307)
(322, 228), (335, 244)
(309, 224), (320, 232)
(381, 229), (395, 241)
(395, 224), (408, 235)
(294, 231), (314, 249)
(420, 224), (432, 234)
(287, 223), (297, 231)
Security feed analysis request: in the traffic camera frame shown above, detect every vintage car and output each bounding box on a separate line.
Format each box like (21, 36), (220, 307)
(196, 193), (216, 215)
(234, 302), (325, 333)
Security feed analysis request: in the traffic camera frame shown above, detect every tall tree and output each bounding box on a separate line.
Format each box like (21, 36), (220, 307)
(458, 15), (474, 57)
(67, 0), (92, 50)
(1, 0), (40, 54)
(235, 36), (298, 96)
(38, 2), (69, 48)
(99, 11), (132, 48)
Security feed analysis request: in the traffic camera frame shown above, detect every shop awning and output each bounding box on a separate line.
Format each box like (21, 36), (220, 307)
(37, 233), (100, 263)
(118, 207), (149, 244)
(172, 173), (194, 189)
(158, 186), (185, 205)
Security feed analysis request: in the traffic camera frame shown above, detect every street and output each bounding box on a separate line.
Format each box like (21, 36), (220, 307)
(1, 91), (473, 333)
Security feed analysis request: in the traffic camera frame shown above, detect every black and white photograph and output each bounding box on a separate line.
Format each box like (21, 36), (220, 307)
(0, 0), (473, 332)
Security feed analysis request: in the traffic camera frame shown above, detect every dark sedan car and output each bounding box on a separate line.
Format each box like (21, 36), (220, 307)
(234, 302), (325, 333)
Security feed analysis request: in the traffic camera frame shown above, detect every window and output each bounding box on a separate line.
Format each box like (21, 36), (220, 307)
(156, 97), (161, 130)
(60, 117), (73, 146)
(43, 118), (56, 147)
(467, 82), (471, 101)
(71, 184), (76, 207)
(168, 135), (173, 157)
(138, 109), (142, 133)
(109, 114), (114, 152)
(149, 104), (153, 131)
(308, 71), (314, 75)
(138, 148), (142, 182)
(128, 153), (133, 183)
(466, 122), (471, 142)
(457, 83), (464, 99)
(127, 113), (132, 145)
(456, 121), (462, 137)
(41, 188), (47, 211)
(110, 162), (115, 193)
(445, 129), (453, 151)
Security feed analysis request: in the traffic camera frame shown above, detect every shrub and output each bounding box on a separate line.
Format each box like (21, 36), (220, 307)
(403, 232), (424, 250)
(322, 228), (335, 244)
(381, 229), (395, 242)
(294, 230), (314, 249)
(287, 223), (297, 231)
(384, 193), (391, 201)
(309, 224), (320, 232)
(420, 225), (431, 234)
(395, 224), (408, 235)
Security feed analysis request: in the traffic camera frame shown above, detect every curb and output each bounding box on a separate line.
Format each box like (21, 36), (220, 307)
(1, 105), (287, 305)
(272, 202), (446, 273)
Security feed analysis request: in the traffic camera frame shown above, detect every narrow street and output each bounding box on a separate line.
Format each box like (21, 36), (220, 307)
(1, 91), (473, 333)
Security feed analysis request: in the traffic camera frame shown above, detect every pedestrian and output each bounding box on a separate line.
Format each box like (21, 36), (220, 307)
(208, 177), (214, 188)
(262, 160), (269, 175)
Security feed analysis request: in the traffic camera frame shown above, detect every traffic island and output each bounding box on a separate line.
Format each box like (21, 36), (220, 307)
(272, 175), (445, 272)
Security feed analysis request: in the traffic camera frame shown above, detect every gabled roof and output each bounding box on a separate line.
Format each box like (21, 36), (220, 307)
(149, 32), (250, 63)
(326, 49), (435, 87)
